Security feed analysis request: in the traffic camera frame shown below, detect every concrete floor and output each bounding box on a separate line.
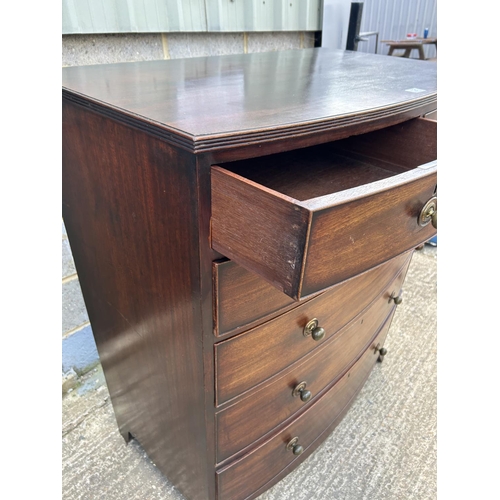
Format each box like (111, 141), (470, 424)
(62, 245), (437, 500)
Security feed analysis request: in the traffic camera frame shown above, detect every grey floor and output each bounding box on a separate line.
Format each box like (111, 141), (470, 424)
(62, 245), (437, 500)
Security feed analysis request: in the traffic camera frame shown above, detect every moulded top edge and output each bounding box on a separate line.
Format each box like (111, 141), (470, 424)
(62, 48), (437, 151)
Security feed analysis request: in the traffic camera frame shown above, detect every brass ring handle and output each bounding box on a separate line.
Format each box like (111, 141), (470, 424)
(419, 197), (437, 229)
(286, 437), (304, 456)
(292, 381), (312, 402)
(303, 318), (325, 341)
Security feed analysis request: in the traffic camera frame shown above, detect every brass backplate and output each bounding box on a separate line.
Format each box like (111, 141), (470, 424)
(303, 318), (319, 337)
(419, 196), (437, 227)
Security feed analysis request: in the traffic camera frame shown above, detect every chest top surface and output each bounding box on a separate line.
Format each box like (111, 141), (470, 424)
(62, 48), (436, 152)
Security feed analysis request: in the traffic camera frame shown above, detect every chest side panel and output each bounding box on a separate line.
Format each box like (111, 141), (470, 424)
(62, 99), (210, 500)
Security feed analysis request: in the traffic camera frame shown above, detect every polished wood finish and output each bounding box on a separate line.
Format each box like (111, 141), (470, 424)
(215, 252), (411, 406)
(216, 322), (392, 500)
(62, 49), (436, 153)
(334, 117), (437, 170)
(211, 166), (309, 299)
(302, 171), (435, 296)
(215, 259), (408, 462)
(213, 259), (297, 337)
(62, 101), (210, 500)
(62, 48), (436, 500)
(211, 119), (437, 299)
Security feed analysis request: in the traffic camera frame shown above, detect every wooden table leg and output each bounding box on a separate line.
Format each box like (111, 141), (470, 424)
(388, 46), (395, 56)
(403, 48), (411, 58)
(418, 45), (426, 60)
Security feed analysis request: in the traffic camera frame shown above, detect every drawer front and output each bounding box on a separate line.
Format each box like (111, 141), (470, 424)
(216, 322), (391, 500)
(216, 290), (398, 462)
(211, 118), (436, 300)
(215, 251), (411, 405)
(213, 259), (296, 337)
(300, 172), (435, 296)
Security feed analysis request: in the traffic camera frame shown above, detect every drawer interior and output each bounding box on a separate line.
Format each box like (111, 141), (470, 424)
(215, 118), (436, 203)
(211, 117), (436, 299)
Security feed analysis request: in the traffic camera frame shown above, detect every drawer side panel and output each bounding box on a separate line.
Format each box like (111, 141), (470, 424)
(211, 166), (310, 299)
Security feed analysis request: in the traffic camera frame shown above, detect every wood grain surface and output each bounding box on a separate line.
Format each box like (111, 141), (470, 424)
(216, 320), (393, 500)
(215, 252), (411, 406)
(211, 118), (436, 299)
(333, 117), (437, 171)
(213, 259), (298, 337)
(62, 101), (210, 500)
(216, 282), (403, 463)
(62, 49), (436, 500)
(62, 49), (436, 153)
(211, 166), (310, 299)
(301, 172), (436, 296)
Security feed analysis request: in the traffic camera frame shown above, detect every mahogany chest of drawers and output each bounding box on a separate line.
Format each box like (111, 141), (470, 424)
(62, 48), (437, 500)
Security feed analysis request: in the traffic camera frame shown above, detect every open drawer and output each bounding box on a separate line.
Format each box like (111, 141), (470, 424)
(211, 117), (437, 300)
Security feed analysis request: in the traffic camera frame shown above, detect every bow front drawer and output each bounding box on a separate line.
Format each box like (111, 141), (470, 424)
(215, 264), (406, 462)
(216, 320), (393, 500)
(211, 118), (436, 300)
(215, 251), (410, 406)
